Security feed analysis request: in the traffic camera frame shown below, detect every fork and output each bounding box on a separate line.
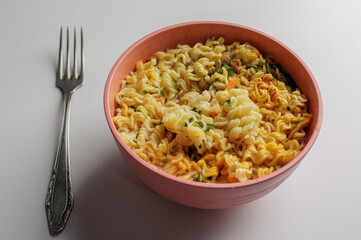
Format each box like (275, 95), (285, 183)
(45, 27), (84, 233)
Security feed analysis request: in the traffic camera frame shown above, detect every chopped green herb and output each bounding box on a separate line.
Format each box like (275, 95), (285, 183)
(267, 62), (297, 90)
(143, 90), (149, 94)
(226, 99), (232, 107)
(136, 109), (141, 112)
(160, 91), (165, 97)
(215, 78), (220, 82)
(171, 79), (176, 88)
(192, 71), (195, 74)
(206, 123), (215, 131)
(133, 139), (137, 144)
(192, 107), (201, 114)
(192, 173), (206, 183)
(199, 143), (203, 149)
(246, 64), (258, 69)
(217, 63), (234, 76)
(223, 64), (234, 77)
(162, 158), (168, 163)
(195, 121), (204, 128)
(193, 174), (202, 182)
(189, 117), (194, 122)
(266, 62), (277, 75)
(274, 165), (281, 170)
(287, 106), (290, 111)
(171, 79), (179, 91)
(295, 121), (301, 124)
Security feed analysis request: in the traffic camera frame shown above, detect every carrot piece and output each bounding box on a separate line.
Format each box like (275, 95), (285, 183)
(225, 77), (238, 91)
(156, 98), (163, 103)
(209, 110), (218, 118)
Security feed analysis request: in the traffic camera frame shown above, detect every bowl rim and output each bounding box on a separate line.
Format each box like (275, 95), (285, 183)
(104, 21), (323, 189)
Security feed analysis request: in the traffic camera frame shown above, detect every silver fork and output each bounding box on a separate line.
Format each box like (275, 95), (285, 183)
(45, 27), (84, 233)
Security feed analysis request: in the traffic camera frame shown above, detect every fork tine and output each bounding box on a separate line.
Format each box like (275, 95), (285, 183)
(57, 27), (63, 80)
(65, 27), (70, 79)
(80, 27), (84, 78)
(73, 27), (77, 79)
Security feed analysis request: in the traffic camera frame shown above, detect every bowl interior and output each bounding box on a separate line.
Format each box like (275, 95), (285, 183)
(104, 21), (322, 187)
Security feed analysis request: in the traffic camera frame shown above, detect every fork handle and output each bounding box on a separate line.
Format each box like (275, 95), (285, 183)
(45, 92), (74, 233)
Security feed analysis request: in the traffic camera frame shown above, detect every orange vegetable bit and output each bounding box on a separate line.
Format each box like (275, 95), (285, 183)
(209, 110), (218, 118)
(156, 98), (163, 103)
(225, 76), (238, 91)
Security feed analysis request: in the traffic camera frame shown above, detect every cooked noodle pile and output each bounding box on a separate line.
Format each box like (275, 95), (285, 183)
(113, 37), (311, 183)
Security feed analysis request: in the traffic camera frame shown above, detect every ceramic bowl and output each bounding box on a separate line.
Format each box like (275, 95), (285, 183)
(104, 21), (323, 209)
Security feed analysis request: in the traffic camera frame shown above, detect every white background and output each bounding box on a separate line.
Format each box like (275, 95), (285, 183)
(1, 0), (360, 239)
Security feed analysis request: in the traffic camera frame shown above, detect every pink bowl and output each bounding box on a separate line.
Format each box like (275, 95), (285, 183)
(104, 21), (323, 209)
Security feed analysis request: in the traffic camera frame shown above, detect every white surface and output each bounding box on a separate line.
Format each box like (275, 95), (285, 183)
(1, 0), (360, 239)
